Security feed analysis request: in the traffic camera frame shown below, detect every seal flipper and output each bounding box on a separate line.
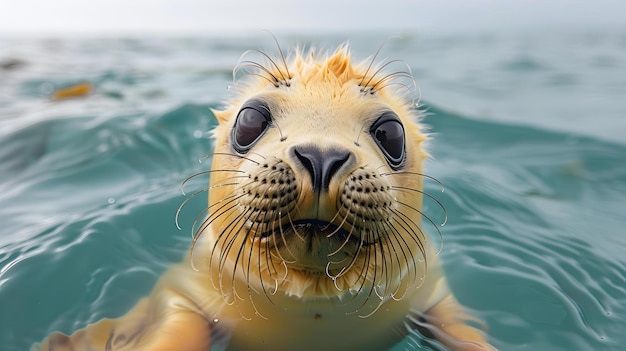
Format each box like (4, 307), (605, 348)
(406, 295), (494, 351)
(36, 294), (212, 351)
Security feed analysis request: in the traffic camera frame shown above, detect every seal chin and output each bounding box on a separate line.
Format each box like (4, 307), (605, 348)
(257, 219), (361, 273)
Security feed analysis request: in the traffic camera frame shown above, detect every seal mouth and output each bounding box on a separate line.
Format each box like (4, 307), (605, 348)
(255, 219), (381, 249)
(254, 219), (360, 273)
(258, 219), (348, 240)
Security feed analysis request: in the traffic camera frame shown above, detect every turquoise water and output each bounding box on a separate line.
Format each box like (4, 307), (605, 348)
(1, 32), (625, 350)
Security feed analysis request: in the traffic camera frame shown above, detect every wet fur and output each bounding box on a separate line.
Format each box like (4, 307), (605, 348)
(35, 41), (495, 351)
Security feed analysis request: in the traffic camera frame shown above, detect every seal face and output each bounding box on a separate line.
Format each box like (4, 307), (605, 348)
(199, 46), (430, 310)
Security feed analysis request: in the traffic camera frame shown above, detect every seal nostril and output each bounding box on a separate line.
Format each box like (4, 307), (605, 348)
(325, 153), (350, 187)
(294, 149), (314, 183)
(293, 146), (352, 192)
(294, 148), (318, 190)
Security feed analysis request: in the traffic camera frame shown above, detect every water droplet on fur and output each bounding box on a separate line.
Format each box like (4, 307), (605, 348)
(107, 197), (116, 204)
(213, 318), (219, 324)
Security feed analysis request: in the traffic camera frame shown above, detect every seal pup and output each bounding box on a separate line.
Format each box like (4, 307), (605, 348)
(36, 43), (495, 351)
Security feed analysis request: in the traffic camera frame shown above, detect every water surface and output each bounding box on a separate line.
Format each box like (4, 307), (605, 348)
(1, 32), (625, 350)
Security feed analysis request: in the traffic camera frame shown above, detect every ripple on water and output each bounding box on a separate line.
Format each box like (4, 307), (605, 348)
(1, 34), (626, 351)
(433, 153), (626, 350)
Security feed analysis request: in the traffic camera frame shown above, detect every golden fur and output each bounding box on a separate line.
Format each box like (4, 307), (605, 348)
(36, 44), (495, 351)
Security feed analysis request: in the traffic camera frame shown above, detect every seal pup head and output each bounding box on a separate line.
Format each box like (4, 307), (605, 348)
(194, 44), (435, 312)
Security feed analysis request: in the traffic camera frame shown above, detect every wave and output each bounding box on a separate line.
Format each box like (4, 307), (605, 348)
(1, 31), (625, 349)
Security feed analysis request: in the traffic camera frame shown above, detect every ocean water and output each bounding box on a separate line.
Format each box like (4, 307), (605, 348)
(0, 31), (625, 350)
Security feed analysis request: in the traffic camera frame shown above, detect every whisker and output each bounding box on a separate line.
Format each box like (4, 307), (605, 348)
(191, 193), (245, 237)
(323, 203), (347, 231)
(372, 81), (415, 97)
(326, 213), (354, 256)
(224, 210), (254, 299)
(327, 218), (359, 283)
(262, 215), (283, 283)
(181, 169), (246, 195)
(274, 210), (298, 263)
(379, 227), (394, 299)
(339, 221), (380, 315)
(381, 171), (445, 193)
(214, 208), (250, 293)
(198, 151), (264, 164)
(354, 229), (380, 317)
(359, 38), (394, 88)
(176, 186), (208, 230)
(266, 31), (292, 82)
(245, 216), (264, 309)
(287, 210), (306, 242)
(190, 199), (243, 272)
(236, 71), (280, 87)
(391, 185), (448, 226)
(384, 217), (420, 298)
(235, 59), (280, 87)
(248, 48), (290, 83)
(370, 64), (417, 96)
(359, 299), (386, 319)
(341, 228), (371, 309)
(239, 211), (270, 319)
(261, 209), (291, 302)
(257, 219), (278, 302)
(373, 225), (391, 299)
(326, 199), (367, 282)
(208, 179), (249, 190)
(389, 206), (428, 263)
(396, 199), (443, 255)
(176, 176), (246, 231)
(362, 59), (404, 88)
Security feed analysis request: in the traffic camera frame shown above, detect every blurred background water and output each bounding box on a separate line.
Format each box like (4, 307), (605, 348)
(1, 3), (626, 350)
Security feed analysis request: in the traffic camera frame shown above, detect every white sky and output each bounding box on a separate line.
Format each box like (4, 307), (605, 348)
(1, 0), (624, 36)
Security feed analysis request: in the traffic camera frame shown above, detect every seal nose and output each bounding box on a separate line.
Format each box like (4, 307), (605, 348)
(293, 145), (352, 192)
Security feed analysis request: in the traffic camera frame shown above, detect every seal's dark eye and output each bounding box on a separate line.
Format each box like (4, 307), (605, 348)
(370, 112), (405, 168)
(232, 100), (271, 153)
